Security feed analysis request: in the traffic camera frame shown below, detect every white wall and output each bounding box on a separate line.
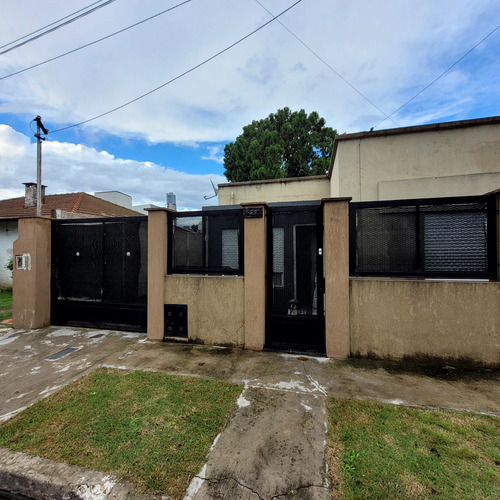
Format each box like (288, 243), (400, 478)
(94, 191), (133, 208)
(0, 221), (17, 286)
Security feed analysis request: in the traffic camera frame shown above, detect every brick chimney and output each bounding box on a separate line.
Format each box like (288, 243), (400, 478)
(23, 182), (46, 208)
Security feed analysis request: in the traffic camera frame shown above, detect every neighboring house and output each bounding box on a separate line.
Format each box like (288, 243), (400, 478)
(218, 175), (331, 206)
(94, 190), (175, 214)
(218, 115), (500, 205)
(0, 183), (141, 286)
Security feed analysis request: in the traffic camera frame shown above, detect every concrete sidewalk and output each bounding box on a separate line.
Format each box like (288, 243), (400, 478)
(0, 326), (499, 499)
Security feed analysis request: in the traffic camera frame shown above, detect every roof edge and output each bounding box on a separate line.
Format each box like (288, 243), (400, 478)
(218, 174), (329, 188)
(335, 115), (500, 142)
(70, 192), (85, 213)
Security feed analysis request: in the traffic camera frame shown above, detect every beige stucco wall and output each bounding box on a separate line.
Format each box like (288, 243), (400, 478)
(497, 195), (500, 280)
(331, 121), (500, 201)
(350, 278), (500, 366)
(218, 176), (330, 205)
(164, 274), (245, 347)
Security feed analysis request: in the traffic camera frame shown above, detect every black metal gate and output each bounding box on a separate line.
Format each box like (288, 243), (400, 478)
(51, 217), (148, 332)
(266, 203), (325, 354)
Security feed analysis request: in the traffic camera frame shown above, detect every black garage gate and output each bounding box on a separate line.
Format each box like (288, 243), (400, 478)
(51, 217), (148, 332)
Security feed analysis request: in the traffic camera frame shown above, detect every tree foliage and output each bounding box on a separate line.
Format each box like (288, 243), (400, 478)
(223, 107), (337, 182)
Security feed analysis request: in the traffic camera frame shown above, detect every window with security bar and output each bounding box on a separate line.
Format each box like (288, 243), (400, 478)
(169, 208), (244, 275)
(349, 195), (497, 279)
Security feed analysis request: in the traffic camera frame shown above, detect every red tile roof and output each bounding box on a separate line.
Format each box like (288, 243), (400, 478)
(0, 192), (142, 220)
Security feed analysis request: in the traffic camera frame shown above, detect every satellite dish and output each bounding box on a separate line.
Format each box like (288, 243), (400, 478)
(203, 179), (219, 200)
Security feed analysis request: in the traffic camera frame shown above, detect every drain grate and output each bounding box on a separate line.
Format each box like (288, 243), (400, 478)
(46, 347), (77, 360)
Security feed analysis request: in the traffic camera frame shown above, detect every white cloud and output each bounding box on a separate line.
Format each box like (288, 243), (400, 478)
(0, 125), (224, 210)
(201, 145), (224, 164)
(0, 0), (499, 145)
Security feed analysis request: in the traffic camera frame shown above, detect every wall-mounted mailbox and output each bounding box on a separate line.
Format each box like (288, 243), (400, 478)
(15, 253), (31, 270)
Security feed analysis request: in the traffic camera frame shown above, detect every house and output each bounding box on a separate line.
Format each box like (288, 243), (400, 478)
(218, 115), (500, 205)
(10, 116), (500, 367)
(210, 115), (500, 365)
(0, 183), (142, 285)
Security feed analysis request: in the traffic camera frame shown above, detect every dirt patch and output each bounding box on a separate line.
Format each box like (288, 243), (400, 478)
(326, 443), (344, 499)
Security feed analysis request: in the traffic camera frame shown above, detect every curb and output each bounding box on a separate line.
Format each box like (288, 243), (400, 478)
(0, 448), (168, 500)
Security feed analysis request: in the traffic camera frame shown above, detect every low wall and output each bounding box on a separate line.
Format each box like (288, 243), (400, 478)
(350, 278), (500, 366)
(164, 274), (245, 347)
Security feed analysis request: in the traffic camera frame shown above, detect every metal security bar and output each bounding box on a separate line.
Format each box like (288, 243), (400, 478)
(349, 195), (497, 279)
(169, 208), (244, 275)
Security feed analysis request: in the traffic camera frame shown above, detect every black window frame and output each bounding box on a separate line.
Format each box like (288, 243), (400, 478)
(349, 195), (497, 280)
(168, 207), (244, 275)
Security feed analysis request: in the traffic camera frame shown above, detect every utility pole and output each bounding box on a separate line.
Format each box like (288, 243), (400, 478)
(34, 116), (48, 217)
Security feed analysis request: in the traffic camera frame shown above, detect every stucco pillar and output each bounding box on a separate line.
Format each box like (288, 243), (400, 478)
(13, 218), (51, 329)
(323, 198), (351, 358)
(242, 203), (267, 351)
(146, 208), (169, 341)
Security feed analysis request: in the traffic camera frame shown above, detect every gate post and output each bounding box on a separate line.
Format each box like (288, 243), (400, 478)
(323, 198), (351, 358)
(146, 208), (169, 341)
(12, 218), (51, 329)
(242, 203), (267, 351)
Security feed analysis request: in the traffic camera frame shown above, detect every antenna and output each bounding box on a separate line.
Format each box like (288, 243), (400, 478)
(203, 179), (219, 200)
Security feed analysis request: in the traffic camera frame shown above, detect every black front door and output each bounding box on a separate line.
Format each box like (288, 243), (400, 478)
(266, 203), (325, 354)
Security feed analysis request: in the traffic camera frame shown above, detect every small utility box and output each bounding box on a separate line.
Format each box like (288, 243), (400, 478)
(164, 304), (188, 339)
(15, 253), (31, 271)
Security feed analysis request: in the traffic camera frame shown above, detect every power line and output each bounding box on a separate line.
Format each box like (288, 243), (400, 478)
(373, 21), (500, 129)
(0, 0), (192, 81)
(49, 0), (303, 135)
(0, 0), (110, 50)
(253, 0), (399, 127)
(0, 0), (116, 56)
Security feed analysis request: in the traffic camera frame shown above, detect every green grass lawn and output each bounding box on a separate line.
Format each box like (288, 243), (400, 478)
(0, 289), (12, 329)
(0, 289), (12, 310)
(327, 398), (500, 499)
(0, 368), (242, 497)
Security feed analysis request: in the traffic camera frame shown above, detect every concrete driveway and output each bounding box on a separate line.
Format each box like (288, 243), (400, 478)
(1, 326), (499, 499)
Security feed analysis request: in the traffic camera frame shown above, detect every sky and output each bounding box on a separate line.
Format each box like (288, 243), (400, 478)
(0, 0), (499, 210)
